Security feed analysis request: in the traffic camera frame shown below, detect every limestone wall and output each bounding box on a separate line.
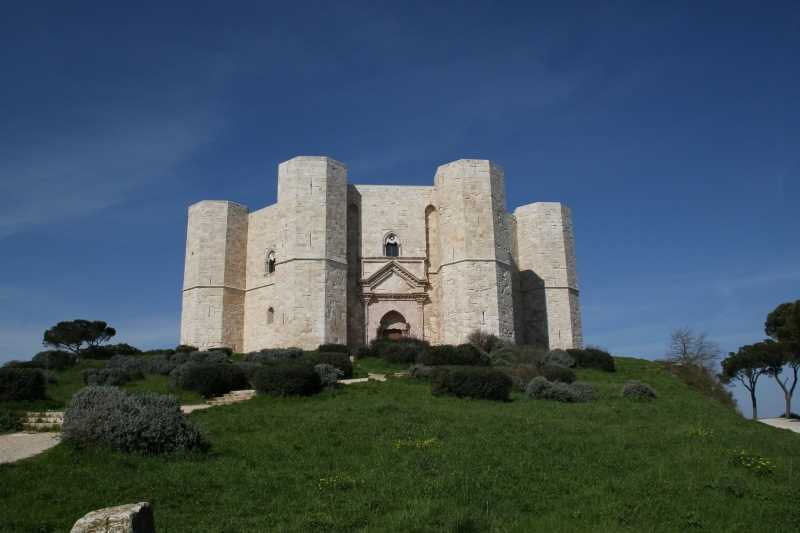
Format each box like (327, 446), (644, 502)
(434, 160), (515, 344)
(180, 200), (248, 351)
(240, 156), (348, 351)
(353, 185), (433, 259)
(513, 202), (583, 349)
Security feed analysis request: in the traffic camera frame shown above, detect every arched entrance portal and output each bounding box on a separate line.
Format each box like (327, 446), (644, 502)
(378, 310), (409, 340)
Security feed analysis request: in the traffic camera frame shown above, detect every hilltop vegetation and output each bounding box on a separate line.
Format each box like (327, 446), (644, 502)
(1, 357), (799, 532)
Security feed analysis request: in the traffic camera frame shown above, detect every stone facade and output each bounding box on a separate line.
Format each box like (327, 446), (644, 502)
(180, 156), (583, 351)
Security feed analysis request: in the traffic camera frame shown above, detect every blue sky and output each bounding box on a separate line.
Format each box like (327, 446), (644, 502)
(1, 1), (797, 417)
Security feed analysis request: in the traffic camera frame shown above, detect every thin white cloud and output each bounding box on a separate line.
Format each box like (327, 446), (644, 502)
(0, 110), (220, 240)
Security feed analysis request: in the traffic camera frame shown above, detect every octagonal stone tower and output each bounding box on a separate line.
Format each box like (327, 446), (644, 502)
(180, 155), (582, 351)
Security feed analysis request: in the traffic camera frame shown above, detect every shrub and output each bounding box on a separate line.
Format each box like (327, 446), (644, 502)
(525, 376), (594, 403)
(62, 386), (208, 454)
(570, 381), (598, 402)
(143, 354), (178, 376)
(567, 347), (616, 372)
(409, 364), (436, 379)
(419, 344), (486, 366)
(105, 343), (141, 355)
(235, 361), (261, 385)
(623, 380), (657, 400)
(80, 345), (116, 359)
(353, 346), (373, 359)
(175, 344), (199, 353)
(31, 350), (76, 371)
(373, 338), (429, 364)
(431, 367), (512, 401)
(489, 345), (546, 367)
(107, 354), (147, 375)
(252, 362), (323, 396)
(208, 347), (233, 356)
(82, 368), (135, 387)
(467, 329), (508, 353)
(314, 363), (343, 387)
(502, 365), (541, 391)
(2, 360), (40, 369)
(318, 343), (349, 354)
(0, 408), (21, 433)
(244, 347), (304, 364)
(0, 367), (46, 401)
(545, 349), (575, 368)
(542, 365), (576, 384)
(169, 362), (248, 398)
(312, 352), (353, 378)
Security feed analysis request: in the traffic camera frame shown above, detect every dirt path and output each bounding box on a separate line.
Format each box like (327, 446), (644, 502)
(0, 432), (61, 464)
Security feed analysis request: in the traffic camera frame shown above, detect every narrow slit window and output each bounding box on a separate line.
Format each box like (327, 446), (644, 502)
(267, 307), (274, 325)
(267, 251), (276, 274)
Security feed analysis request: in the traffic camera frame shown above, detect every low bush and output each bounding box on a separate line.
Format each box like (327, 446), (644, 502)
(0, 367), (46, 401)
(107, 354), (147, 375)
(0, 408), (21, 433)
(169, 362), (248, 398)
(542, 365), (576, 384)
(501, 365), (541, 391)
(235, 361), (261, 385)
(525, 376), (595, 403)
(208, 347), (233, 356)
(175, 344), (199, 354)
(82, 368), (136, 387)
(143, 354), (179, 376)
(244, 347), (304, 365)
(82, 343), (142, 359)
(2, 360), (40, 369)
(418, 344), (486, 366)
(314, 363), (343, 387)
(409, 364), (436, 379)
(623, 380), (657, 400)
(570, 381), (598, 402)
(489, 345), (546, 367)
(373, 338), (429, 364)
(31, 350), (76, 371)
(318, 343), (349, 354)
(466, 329), (508, 353)
(545, 349), (575, 368)
(312, 352), (353, 378)
(567, 347), (616, 372)
(353, 346), (373, 359)
(431, 367), (512, 401)
(62, 386), (208, 454)
(253, 362), (323, 396)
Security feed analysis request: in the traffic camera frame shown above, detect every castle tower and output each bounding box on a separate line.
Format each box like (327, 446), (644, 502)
(180, 200), (248, 351)
(273, 156), (348, 347)
(434, 159), (516, 344)
(513, 202), (583, 349)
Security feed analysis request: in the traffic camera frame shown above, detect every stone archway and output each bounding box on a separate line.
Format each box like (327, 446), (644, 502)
(378, 310), (409, 340)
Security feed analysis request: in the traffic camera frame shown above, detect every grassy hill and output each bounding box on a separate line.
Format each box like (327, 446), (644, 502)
(1, 357), (799, 532)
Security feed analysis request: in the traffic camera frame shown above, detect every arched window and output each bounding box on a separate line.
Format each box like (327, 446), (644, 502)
(267, 307), (274, 325)
(266, 251), (276, 274)
(384, 233), (400, 257)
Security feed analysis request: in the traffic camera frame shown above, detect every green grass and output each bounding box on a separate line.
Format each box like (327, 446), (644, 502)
(0, 360), (105, 412)
(352, 356), (411, 377)
(1, 361), (205, 413)
(1, 357), (799, 532)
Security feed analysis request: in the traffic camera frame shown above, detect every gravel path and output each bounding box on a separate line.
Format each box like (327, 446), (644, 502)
(0, 432), (61, 464)
(759, 418), (800, 433)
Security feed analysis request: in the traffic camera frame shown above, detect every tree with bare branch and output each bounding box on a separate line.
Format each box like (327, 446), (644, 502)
(665, 327), (721, 368)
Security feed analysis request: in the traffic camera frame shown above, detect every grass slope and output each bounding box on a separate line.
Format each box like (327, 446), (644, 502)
(1, 358), (799, 532)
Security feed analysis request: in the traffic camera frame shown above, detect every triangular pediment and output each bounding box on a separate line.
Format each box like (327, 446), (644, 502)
(362, 261), (427, 293)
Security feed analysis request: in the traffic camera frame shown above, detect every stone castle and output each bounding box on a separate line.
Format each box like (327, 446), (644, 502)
(180, 156), (582, 352)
